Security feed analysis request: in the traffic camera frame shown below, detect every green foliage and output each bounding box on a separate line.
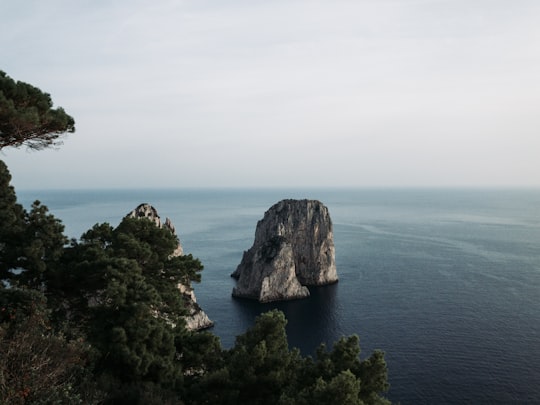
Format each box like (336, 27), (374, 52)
(357, 350), (392, 405)
(54, 223), (182, 388)
(87, 258), (181, 385)
(99, 381), (182, 405)
(19, 201), (68, 289)
(187, 310), (298, 405)
(290, 335), (391, 405)
(0, 288), (102, 404)
(177, 330), (223, 377)
(190, 310), (391, 405)
(308, 370), (362, 405)
(0, 71), (75, 150)
(112, 217), (203, 324)
(226, 310), (303, 405)
(0, 160), (67, 289)
(46, 214), (212, 404)
(0, 160), (26, 284)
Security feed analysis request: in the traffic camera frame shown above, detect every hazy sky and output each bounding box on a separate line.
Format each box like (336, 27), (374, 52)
(1, 0), (539, 189)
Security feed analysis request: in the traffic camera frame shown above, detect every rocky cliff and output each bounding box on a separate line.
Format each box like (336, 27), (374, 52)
(127, 204), (213, 331)
(232, 199), (337, 302)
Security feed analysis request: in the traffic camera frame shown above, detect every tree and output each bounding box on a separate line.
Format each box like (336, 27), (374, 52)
(188, 310), (300, 405)
(0, 288), (101, 404)
(48, 216), (217, 403)
(52, 221), (184, 383)
(191, 310), (391, 405)
(226, 310), (303, 405)
(0, 70), (75, 150)
(0, 160), (25, 285)
(307, 370), (363, 405)
(18, 201), (67, 289)
(301, 335), (391, 405)
(113, 217), (203, 325)
(0, 160), (67, 289)
(87, 257), (183, 387)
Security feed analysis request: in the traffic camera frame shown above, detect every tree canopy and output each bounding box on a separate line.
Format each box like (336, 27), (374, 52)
(0, 160), (67, 287)
(0, 71), (75, 150)
(188, 310), (391, 405)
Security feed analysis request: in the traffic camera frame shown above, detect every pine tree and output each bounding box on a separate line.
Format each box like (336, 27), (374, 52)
(0, 288), (101, 403)
(0, 71), (75, 150)
(0, 160), (26, 286)
(50, 215), (214, 402)
(18, 201), (67, 289)
(0, 160), (67, 289)
(227, 310), (302, 405)
(192, 310), (392, 405)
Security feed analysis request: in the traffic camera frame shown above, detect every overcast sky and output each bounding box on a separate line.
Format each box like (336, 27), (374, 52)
(1, 0), (539, 189)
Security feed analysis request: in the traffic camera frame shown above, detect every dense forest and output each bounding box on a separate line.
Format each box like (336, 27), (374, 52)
(0, 71), (391, 404)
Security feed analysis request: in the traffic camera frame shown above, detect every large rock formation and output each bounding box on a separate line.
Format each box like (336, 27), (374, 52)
(127, 204), (213, 331)
(232, 199), (337, 302)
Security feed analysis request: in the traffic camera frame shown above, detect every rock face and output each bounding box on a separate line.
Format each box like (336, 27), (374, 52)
(232, 199), (337, 302)
(127, 204), (213, 331)
(127, 204), (183, 257)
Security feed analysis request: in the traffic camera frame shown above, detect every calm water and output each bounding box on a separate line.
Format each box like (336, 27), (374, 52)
(17, 188), (540, 404)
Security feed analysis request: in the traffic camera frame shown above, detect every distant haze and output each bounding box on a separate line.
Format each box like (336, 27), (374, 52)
(2, 0), (540, 189)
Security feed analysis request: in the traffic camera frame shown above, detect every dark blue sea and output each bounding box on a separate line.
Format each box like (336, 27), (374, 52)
(17, 188), (540, 404)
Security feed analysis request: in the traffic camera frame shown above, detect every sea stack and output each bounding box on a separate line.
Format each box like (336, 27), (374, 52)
(127, 204), (213, 331)
(232, 199), (337, 302)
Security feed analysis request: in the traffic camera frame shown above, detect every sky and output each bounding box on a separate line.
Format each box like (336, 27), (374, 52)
(1, 0), (540, 189)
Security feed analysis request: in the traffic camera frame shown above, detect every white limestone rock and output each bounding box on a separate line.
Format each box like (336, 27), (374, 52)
(178, 283), (214, 331)
(232, 199), (337, 302)
(232, 236), (310, 302)
(127, 203), (183, 257)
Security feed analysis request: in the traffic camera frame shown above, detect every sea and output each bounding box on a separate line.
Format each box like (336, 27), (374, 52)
(16, 188), (540, 404)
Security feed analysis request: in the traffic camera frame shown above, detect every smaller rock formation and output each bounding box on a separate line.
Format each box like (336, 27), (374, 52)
(127, 204), (213, 330)
(177, 283), (214, 331)
(127, 204), (183, 257)
(232, 199), (337, 303)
